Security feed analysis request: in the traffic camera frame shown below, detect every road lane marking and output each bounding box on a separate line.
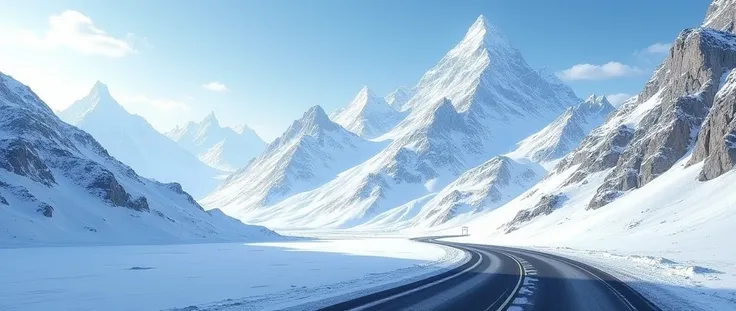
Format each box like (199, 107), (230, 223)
(487, 253), (525, 311)
(349, 245), (484, 311)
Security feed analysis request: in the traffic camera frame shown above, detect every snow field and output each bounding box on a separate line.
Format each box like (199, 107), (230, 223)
(0, 238), (467, 311)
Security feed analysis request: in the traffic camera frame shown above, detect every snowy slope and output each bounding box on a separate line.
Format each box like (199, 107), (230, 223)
(0, 72), (279, 247)
(361, 95), (612, 230)
(404, 156), (545, 229)
(331, 86), (407, 139)
(57, 83), (223, 198)
(166, 112), (266, 172)
(201, 106), (385, 219)
(440, 6), (736, 307)
(218, 15), (580, 230)
(508, 95), (615, 169)
(385, 87), (415, 111)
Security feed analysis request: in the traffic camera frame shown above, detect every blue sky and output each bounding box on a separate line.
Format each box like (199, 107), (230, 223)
(0, 0), (708, 141)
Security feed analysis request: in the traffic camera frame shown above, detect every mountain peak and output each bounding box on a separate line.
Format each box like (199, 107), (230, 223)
(93, 80), (108, 91)
(358, 85), (373, 96)
(584, 94), (611, 107)
(88, 81), (113, 99)
(302, 105), (332, 127)
(462, 14), (512, 51)
(202, 111), (219, 126)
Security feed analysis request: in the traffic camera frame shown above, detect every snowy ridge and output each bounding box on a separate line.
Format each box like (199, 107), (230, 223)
(201, 106), (384, 219)
(331, 86), (407, 139)
(57, 83), (223, 198)
(385, 87), (415, 111)
(210, 15), (580, 229)
(0, 72), (279, 246)
(166, 112), (266, 172)
(407, 156), (545, 229)
(442, 6), (736, 307)
(508, 95), (615, 168)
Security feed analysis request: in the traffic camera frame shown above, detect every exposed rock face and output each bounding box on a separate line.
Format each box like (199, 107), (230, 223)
(0, 193), (7, 205)
(689, 69), (736, 180)
(0, 139), (56, 186)
(503, 194), (565, 233)
(553, 27), (736, 209)
(36, 203), (54, 217)
(87, 170), (150, 212)
(704, 0), (736, 33)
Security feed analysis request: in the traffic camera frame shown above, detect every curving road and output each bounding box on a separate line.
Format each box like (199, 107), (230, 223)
(318, 237), (661, 311)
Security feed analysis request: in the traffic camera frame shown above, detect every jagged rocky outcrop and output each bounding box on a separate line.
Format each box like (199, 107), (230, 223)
(0, 139), (56, 186)
(503, 193), (566, 233)
(554, 27), (736, 209)
(704, 0), (736, 33)
(688, 69), (736, 180)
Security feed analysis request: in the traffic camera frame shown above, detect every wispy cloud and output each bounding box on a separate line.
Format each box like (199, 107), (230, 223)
(557, 62), (645, 81)
(3, 10), (138, 58)
(202, 81), (229, 92)
(606, 93), (633, 107)
(635, 43), (672, 56)
(118, 94), (190, 112)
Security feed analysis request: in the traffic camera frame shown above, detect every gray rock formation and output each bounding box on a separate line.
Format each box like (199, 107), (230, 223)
(503, 194), (566, 233)
(36, 203), (54, 217)
(704, 0), (736, 33)
(688, 69), (736, 180)
(553, 26), (736, 210)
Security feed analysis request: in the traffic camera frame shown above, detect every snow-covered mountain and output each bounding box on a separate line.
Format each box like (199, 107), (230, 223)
(361, 94), (613, 230)
(385, 87), (415, 111)
(208, 15), (581, 229)
(452, 0), (736, 264)
(57, 83), (222, 198)
(201, 106), (384, 219)
(166, 112), (266, 172)
(508, 95), (615, 168)
(331, 86), (407, 139)
(0, 72), (279, 246)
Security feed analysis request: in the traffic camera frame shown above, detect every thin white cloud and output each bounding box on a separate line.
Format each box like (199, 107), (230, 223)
(635, 43), (672, 56)
(6, 10), (137, 58)
(606, 93), (633, 107)
(557, 62), (645, 81)
(118, 94), (190, 112)
(202, 81), (229, 92)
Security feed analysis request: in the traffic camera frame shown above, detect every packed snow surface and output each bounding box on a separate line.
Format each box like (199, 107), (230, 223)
(0, 238), (465, 311)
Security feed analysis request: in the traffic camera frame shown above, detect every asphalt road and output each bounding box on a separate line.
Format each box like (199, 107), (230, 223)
(318, 237), (661, 311)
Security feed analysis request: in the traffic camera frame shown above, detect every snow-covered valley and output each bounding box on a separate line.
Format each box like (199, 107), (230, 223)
(0, 238), (465, 311)
(2, 0), (736, 310)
